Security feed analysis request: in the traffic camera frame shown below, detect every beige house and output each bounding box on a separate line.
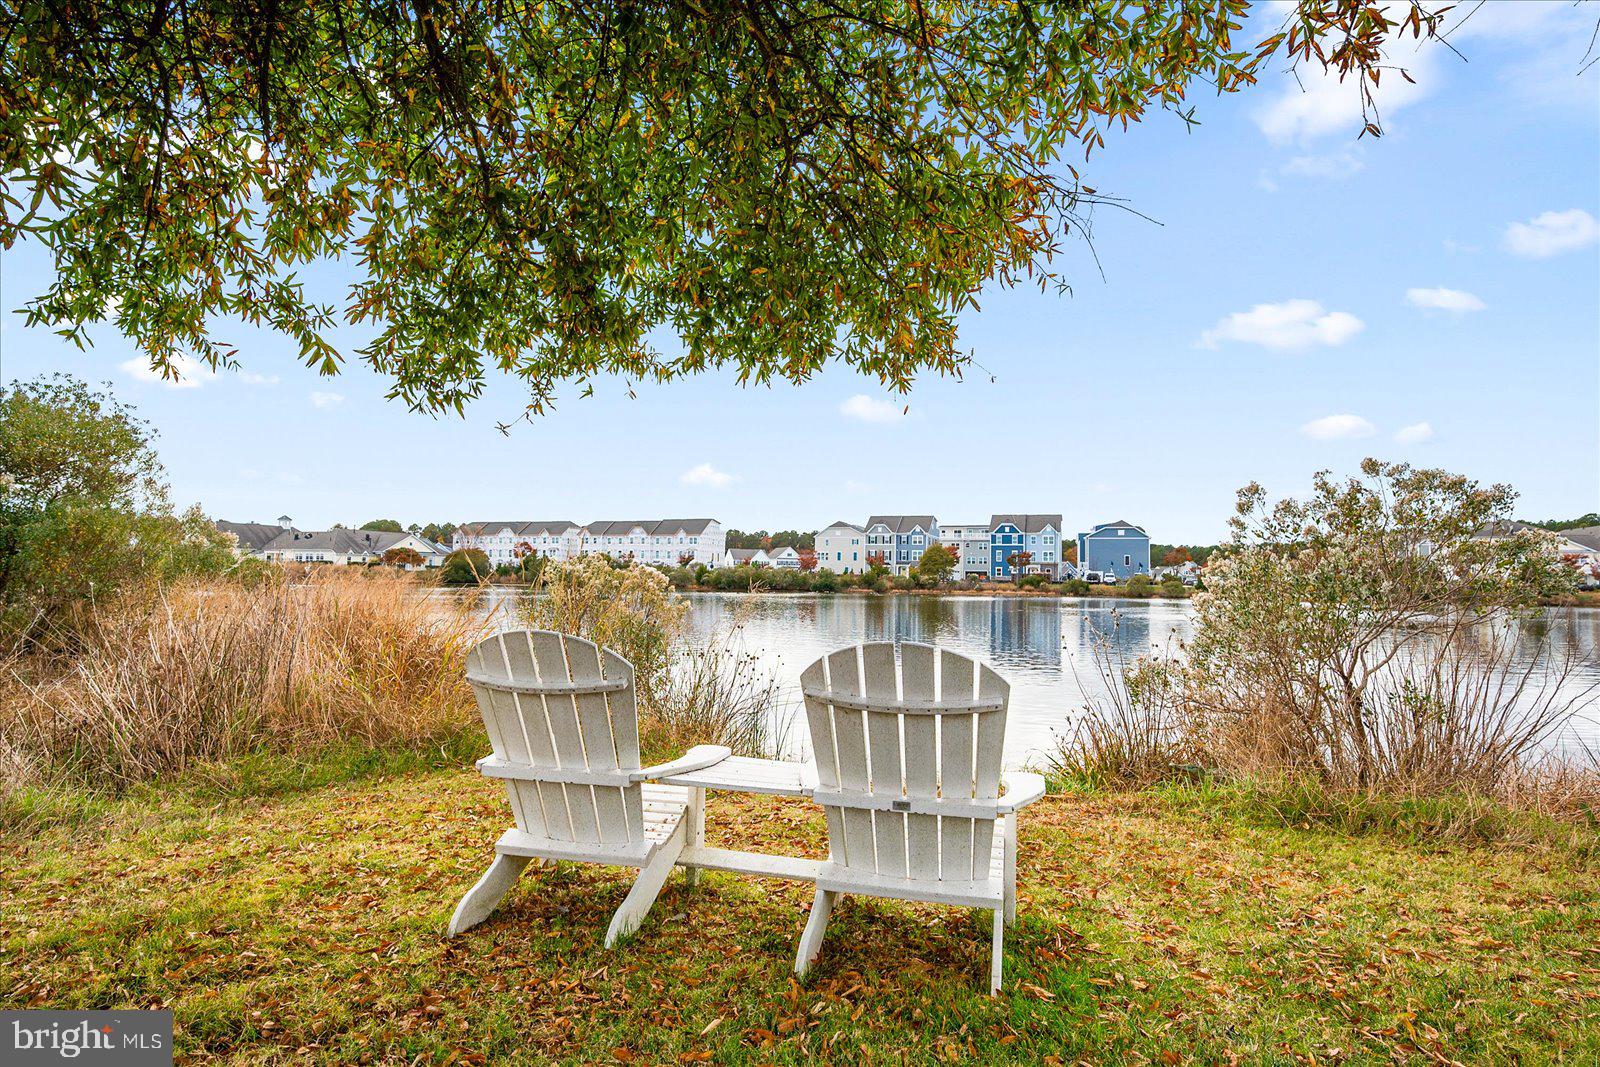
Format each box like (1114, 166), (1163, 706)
(814, 521), (867, 574)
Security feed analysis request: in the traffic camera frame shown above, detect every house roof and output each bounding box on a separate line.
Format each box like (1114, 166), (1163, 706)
(767, 545), (800, 557)
(728, 548), (767, 562)
(990, 514), (1062, 534)
(586, 519), (716, 536)
(866, 515), (937, 534)
(649, 519), (716, 536)
(216, 520), (291, 553)
(820, 520), (864, 533)
(1471, 519), (1539, 539)
(459, 518), (715, 538)
(458, 520), (576, 537)
(1087, 520), (1147, 536)
(262, 528), (411, 555)
(1562, 526), (1600, 551)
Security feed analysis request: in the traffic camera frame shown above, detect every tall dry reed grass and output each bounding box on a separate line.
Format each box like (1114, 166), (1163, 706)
(0, 570), (488, 793)
(1045, 620), (1600, 827)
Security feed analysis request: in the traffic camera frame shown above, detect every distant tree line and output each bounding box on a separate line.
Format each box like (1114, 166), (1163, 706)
(1534, 513), (1600, 531)
(724, 529), (816, 551)
(1151, 544), (1220, 566)
(344, 519), (456, 543)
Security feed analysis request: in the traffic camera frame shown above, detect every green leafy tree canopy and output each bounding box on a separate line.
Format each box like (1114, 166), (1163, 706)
(913, 541), (957, 585)
(1, 2), (1477, 414)
(0, 375), (234, 643)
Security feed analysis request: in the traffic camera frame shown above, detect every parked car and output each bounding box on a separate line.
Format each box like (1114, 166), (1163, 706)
(1082, 569), (1104, 584)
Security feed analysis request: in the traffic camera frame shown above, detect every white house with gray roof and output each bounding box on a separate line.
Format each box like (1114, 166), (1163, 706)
(260, 528), (443, 567)
(216, 516), (294, 556)
(939, 522), (993, 579)
(452, 521), (582, 566)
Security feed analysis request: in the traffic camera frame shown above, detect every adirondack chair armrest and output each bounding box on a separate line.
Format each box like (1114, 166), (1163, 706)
(630, 744), (733, 783)
(996, 772), (1047, 814)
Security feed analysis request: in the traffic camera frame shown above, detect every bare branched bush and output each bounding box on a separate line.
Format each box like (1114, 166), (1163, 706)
(645, 641), (789, 759)
(0, 570), (487, 791)
(1043, 634), (1193, 789)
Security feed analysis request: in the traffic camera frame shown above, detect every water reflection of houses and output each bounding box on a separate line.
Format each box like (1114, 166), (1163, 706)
(984, 599), (1062, 669)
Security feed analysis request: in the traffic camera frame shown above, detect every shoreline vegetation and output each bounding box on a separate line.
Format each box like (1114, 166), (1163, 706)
(455, 564), (1600, 607)
(470, 564), (1201, 600)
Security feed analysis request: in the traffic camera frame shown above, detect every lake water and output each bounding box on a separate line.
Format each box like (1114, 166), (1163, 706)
(676, 594), (1600, 768)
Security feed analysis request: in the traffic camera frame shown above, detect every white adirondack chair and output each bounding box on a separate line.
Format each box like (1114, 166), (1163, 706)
(795, 642), (1046, 994)
(448, 629), (729, 945)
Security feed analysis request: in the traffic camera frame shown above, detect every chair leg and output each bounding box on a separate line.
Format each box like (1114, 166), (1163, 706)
(448, 853), (534, 936)
(605, 821), (687, 947)
(683, 787), (706, 889)
(794, 888), (838, 977)
(1004, 814), (1018, 927)
(990, 908), (1005, 996)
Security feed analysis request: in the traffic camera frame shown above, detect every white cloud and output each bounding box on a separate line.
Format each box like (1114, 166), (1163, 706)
(839, 394), (907, 423)
(1503, 209), (1600, 259)
(680, 463), (735, 489)
(1255, 45), (1436, 144)
(1394, 421), (1434, 444)
(1405, 286), (1485, 313)
(237, 370), (280, 386)
(1199, 299), (1364, 351)
(844, 479), (871, 494)
(119, 354), (215, 389)
(1301, 414), (1377, 441)
(309, 391), (344, 408)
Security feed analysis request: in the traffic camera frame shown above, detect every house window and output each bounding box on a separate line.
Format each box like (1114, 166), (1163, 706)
(1118, 529), (1126, 536)
(1124, 555), (1131, 567)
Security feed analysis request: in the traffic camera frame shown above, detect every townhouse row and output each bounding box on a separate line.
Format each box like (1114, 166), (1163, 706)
(814, 515), (1153, 581)
(451, 519), (726, 567)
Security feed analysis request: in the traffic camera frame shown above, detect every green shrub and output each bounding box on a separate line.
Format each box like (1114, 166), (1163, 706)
(439, 549), (491, 585)
(809, 570), (840, 592)
(1, 374), (237, 647)
(1062, 578), (1091, 596)
(1125, 574), (1155, 597)
(1017, 574), (1046, 589)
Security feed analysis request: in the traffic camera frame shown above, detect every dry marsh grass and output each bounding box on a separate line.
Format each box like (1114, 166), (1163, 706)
(0, 571), (488, 797)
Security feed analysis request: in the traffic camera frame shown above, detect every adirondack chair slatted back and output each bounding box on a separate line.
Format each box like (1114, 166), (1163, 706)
(466, 630), (645, 845)
(801, 642), (1009, 883)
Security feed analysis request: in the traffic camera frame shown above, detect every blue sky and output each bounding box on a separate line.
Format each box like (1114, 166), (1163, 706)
(2, 2), (1596, 542)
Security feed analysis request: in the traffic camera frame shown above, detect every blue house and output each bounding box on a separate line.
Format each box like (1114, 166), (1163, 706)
(1077, 520), (1151, 581)
(988, 514), (1064, 580)
(865, 515), (940, 575)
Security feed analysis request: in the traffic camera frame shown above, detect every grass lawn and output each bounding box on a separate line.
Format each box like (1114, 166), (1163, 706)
(4, 766), (1597, 1064)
